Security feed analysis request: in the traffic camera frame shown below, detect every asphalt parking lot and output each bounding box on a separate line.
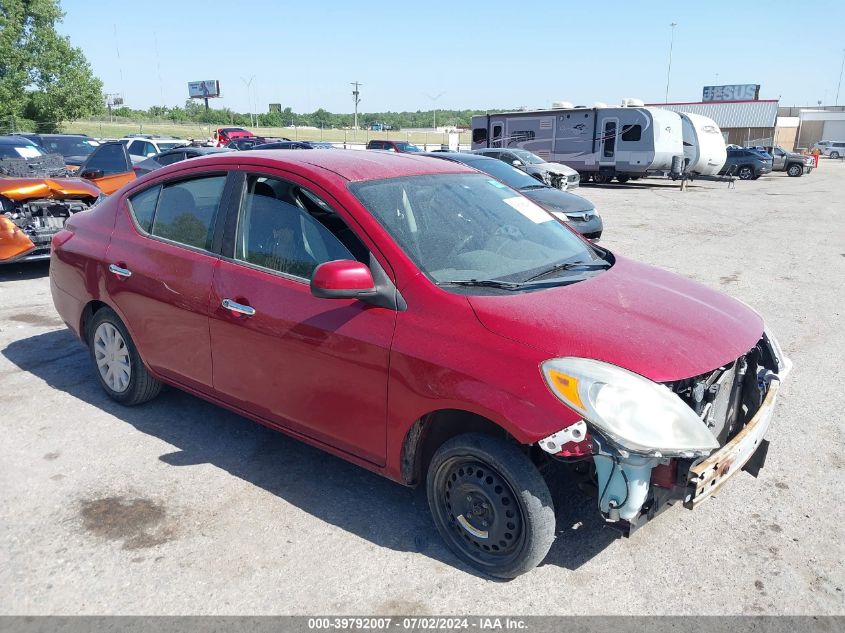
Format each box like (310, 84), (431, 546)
(1, 162), (843, 615)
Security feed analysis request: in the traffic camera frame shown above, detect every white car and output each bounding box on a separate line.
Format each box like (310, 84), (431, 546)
(812, 140), (845, 158)
(472, 148), (581, 190)
(120, 136), (190, 163)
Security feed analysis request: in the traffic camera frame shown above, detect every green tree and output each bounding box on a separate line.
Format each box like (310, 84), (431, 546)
(0, 0), (103, 132)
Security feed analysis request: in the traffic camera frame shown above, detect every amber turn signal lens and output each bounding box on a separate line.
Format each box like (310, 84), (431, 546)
(547, 369), (585, 411)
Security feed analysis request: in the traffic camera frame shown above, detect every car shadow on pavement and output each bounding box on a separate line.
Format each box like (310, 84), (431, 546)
(3, 328), (620, 578)
(0, 260), (50, 281)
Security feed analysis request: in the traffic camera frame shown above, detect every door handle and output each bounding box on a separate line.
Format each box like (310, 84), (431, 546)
(221, 298), (256, 317)
(109, 264), (132, 278)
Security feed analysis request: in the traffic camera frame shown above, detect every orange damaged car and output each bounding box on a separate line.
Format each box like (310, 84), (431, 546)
(0, 137), (134, 263)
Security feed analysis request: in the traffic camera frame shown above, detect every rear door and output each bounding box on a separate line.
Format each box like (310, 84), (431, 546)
(208, 169), (395, 464)
(79, 142), (136, 194)
(104, 169), (235, 394)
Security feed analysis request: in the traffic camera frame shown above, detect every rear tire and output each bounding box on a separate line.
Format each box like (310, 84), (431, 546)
(830, 151), (840, 159)
(615, 174), (630, 183)
(787, 163), (802, 177)
(738, 165), (755, 180)
(426, 433), (556, 578)
(88, 307), (162, 406)
(592, 172), (611, 184)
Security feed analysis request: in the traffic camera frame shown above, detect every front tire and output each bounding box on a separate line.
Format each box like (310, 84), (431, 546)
(738, 165), (755, 180)
(426, 433), (555, 578)
(88, 307), (162, 406)
(787, 163), (802, 177)
(830, 151), (840, 159)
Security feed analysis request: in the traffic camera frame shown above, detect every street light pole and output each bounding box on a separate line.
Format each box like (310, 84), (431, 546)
(426, 92), (445, 130)
(241, 75), (256, 127)
(664, 22), (677, 103)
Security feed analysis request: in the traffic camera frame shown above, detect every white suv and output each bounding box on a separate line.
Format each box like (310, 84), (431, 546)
(813, 140), (845, 158)
(120, 136), (189, 163)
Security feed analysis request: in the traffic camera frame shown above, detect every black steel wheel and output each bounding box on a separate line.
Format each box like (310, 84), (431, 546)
(426, 433), (555, 578)
(738, 165), (755, 180)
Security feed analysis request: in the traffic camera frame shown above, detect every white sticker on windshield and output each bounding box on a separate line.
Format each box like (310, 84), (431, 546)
(15, 146), (42, 159)
(503, 196), (553, 224)
(487, 179), (507, 189)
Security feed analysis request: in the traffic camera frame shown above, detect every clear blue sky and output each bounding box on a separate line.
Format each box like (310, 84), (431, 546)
(58, 0), (845, 113)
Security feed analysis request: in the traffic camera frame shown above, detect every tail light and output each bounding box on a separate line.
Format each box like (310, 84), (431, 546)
(51, 228), (74, 250)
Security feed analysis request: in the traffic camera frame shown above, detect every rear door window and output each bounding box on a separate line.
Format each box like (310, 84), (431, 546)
(151, 175), (226, 251)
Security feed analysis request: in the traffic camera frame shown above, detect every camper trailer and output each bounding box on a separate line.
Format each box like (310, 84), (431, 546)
(471, 104), (685, 183)
(679, 112), (727, 176)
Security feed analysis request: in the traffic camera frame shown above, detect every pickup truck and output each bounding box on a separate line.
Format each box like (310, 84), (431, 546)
(751, 146), (813, 177)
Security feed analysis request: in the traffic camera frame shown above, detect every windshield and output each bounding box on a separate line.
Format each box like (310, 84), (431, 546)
(43, 137), (99, 156)
(396, 142), (421, 152)
(464, 159), (544, 190)
(349, 173), (599, 285)
(0, 143), (45, 159)
(510, 150), (544, 164)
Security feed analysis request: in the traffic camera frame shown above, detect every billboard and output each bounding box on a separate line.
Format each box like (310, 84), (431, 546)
(269, 103), (282, 113)
(702, 84), (760, 102)
(188, 80), (220, 99)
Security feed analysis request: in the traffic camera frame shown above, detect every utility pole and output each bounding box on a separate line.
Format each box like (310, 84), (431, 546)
(664, 22), (677, 103)
(351, 81), (362, 130)
(836, 48), (845, 106)
(426, 92), (445, 130)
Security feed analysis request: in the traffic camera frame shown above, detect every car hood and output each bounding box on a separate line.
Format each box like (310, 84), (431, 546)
(0, 176), (101, 201)
(523, 187), (593, 214)
(537, 162), (577, 176)
(468, 256), (763, 382)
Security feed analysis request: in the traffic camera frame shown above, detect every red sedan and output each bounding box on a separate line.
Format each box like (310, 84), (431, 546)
(49, 150), (791, 577)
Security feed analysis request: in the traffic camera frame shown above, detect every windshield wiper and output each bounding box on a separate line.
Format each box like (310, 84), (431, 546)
(522, 261), (610, 283)
(437, 279), (524, 291)
(519, 184), (548, 190)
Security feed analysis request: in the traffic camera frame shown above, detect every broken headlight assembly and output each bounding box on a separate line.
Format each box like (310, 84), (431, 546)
(541, 357), (719, 457)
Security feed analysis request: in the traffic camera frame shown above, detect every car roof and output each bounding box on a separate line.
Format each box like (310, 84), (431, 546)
(166, 148), (474, 182)
(0, 135), (37, 146)
(421, 151), (497, 165)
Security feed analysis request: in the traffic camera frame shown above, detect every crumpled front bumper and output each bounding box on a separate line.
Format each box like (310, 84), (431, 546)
(684, 377), (781, 509)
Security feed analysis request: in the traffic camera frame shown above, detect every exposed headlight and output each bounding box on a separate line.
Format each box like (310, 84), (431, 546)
(541, 358), (718, 456)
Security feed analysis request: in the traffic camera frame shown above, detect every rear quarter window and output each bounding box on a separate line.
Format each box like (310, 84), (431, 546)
(127, 186), (161, 233)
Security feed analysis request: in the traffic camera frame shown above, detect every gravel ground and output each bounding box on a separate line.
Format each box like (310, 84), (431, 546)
(1, 161), (843, 615)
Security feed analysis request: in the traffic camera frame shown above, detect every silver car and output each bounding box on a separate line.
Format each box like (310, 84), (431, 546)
(472, 148), (580, 190)
(812, 141), (845, 158)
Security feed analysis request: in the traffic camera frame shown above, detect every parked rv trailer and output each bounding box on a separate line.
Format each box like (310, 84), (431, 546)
(471, 106), (684, 183)
(680, 112), (727, 176)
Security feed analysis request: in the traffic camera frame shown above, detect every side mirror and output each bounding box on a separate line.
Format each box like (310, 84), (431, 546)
(80, 169), (104, 180)
(310, 260), (377, 300)
(512, 159), (523, 167)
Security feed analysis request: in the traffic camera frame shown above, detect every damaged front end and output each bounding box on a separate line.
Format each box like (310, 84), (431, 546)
(0, 155), (99, 263)
(539, 329), (791, 534)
